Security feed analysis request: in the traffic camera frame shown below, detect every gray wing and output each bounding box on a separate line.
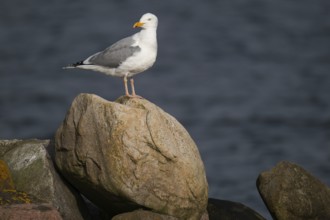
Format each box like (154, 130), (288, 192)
(85, 36), (141, 68)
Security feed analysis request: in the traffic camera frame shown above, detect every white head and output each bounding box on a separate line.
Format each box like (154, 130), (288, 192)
(133, 13), (158, 29)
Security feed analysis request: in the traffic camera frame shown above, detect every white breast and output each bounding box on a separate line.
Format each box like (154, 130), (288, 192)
(116, 30), (157, 78)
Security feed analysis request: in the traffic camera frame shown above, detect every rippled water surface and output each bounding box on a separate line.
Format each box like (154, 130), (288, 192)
(1, 0), (330, 218)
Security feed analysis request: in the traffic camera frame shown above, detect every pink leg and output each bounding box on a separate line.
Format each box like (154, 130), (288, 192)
(124, 76), (130, 96)
(130, 78), (142, 98)
(130, 78), (136, 96)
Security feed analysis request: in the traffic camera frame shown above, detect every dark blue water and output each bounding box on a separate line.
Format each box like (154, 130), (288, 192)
(1, 0), (330, 218)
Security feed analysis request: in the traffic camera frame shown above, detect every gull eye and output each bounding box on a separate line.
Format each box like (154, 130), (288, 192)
(148, 18), (152, 21)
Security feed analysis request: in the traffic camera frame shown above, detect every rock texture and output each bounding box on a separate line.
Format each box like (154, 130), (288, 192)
(0, 159), (41, 205)
(112, 209), (180, 220)
(0, 204), (63, 220)
(111, 198), (268, 220)
(55, 94), (208, 219)
(0, 189), (36, 205)
(0, 139), (89, 220)
(257, 161), (330, 220)
(112, 209), (210, 220)
(0, 160), (15, 191)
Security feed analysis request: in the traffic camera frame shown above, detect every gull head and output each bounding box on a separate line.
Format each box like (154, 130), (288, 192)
(133, 13), (158, 29)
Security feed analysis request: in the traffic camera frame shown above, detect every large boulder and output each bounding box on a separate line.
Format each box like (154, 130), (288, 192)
(0, 139), (89, 220)
(257, 161), (330, 220)
(55, 94), (208, 219)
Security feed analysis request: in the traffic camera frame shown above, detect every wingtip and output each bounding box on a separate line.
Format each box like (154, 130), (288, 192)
(62, 65), (75, 69)
(63, 61), (84, 69)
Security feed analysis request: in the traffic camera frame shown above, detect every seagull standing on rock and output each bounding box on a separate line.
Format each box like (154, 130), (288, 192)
(64, 13), (158, 97)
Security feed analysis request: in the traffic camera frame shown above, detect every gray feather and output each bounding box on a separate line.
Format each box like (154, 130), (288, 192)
(85, 36), (141, 68)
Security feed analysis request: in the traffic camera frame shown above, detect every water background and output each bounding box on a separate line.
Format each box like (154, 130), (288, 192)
(1, 0), (330, 218)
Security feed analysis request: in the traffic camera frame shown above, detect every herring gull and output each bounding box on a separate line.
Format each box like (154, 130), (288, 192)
(64, 13), (158, 97)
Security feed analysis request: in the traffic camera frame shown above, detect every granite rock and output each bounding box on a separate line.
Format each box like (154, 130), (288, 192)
(55, 94), (208, 219)
(0, 204), (63, 220)
(112, 209), (180, 220)
(257, 161), (330, 220)
(0, 139), (89, 220)
(0, 160), (15, 191)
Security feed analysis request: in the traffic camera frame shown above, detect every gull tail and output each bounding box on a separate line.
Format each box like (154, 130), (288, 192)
(63, 60), (84, 69)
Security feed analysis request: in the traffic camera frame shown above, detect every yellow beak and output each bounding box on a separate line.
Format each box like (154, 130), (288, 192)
(133, 21), (144, 28)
